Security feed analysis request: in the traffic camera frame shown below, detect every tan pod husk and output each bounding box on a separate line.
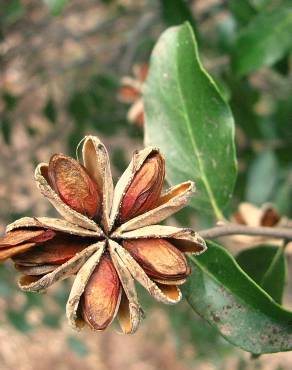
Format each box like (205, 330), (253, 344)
(15, 264), (59, 275)
(109, 240), (142, 334)
(0, 243), (36, 261)
(82, 136), (114, 233)
(115, 225), (207, 255)
(18, 244), (99, 292)
(35, 163), (100, 232)
(114, 181), (195, 233)
(109, 147), (158, 230)
(66, 242), (105, 330)
(153, 277), (187, 285)
(6, 217), (103, 238)
(110, 240), (181, 304)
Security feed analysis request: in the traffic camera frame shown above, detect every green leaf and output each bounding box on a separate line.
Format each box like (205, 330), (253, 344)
(249, 0), (272, 10)
(67, 336), (89, 357)
(232, 5), (292, 76)
(3, 92), (18, 111)
(229, 0), (257, 26)
(2, 0), (25, 24)
(246, 150), (278, 205)
(183, 241), (292, 354)
(274, 171), (292, 217)
(160, 0), (198, 36)
(236, 245), (287, 303)
(228, 78), (261, 139)
(44, 98), (57, 124)
(44, 0), (68, 16)
(43, 313), (61, 328)
(6, 310), (32, 333)
(1, 117), (12, 145)
(144, 23), (237, 219)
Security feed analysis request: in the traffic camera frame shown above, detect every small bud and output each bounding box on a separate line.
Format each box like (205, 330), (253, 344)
(13, 234), (90, 265)
(120, 153), (165, 222)
(123, 238), (190, 280)
(81, 255), (121, 330)
(261, 207), (280, 227)
(48, 154), (101, 218)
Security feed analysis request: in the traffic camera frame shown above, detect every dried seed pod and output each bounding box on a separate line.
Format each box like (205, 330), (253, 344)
(123, 238), (190, 280)
(115, 225), (206, 255)
(15, 263), (58, 276)
(119, 153), (165, 223)
(0, 229), (55, 248)
(109, 240), (142, 334)
(19, 244), (100, 293)
(0, 229), (56, 261)
(82, 136), (114, 232)
(115, 181), (194, 233)
(6, 217), (103, 238)
(48, 154), (101, 218)
(13, 234), (92, 265)
(81, 255), (121, 330)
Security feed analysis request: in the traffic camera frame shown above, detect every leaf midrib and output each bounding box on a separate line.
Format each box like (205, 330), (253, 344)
(173, 28), (223, 219)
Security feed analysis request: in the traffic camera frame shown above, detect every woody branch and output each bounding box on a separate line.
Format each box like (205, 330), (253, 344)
(199, 224), (292, 241)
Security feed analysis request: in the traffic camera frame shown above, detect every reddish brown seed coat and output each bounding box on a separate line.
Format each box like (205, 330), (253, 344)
(48, 154), (101, 218)
(123, 238), (190, 280)
(120, 154), (165, 222)
(81, 255), (121, 330)
(13, 234), (90, 265)
(0, 229), (55, 248)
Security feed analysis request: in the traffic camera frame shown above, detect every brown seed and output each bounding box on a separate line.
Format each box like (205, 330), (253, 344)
(123, 238), (190, 280)
(81, 255), (121, 330)
(48, 154), (101, 218)
(0, 229), (55, 248)
(13, 234), (91, 265)
(120, 153), (165, 222)
(0, 243), (36, 261)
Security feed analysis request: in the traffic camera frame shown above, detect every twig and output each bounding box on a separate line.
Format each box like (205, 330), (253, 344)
(199, 223), (292, 241)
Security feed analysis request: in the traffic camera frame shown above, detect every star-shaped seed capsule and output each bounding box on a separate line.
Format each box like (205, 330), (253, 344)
(0, 136), (206, 334)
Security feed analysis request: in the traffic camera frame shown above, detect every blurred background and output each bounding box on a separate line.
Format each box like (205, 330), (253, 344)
(0, 0), (292, 369)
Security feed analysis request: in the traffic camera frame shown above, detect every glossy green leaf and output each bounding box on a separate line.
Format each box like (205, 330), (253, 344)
(236, 245), (287, 303)
(144, 23), (237, 219)
(233, 5), (292, 76)
(44, 0), (68, 15)
(183, 241), (292, 354)
(229, 0), (257, 26)
(160, 0), (198, 36)
(246, 150), (278, 205)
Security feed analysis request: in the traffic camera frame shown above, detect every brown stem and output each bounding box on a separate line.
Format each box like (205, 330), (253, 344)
(199, 224), (292, 240)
